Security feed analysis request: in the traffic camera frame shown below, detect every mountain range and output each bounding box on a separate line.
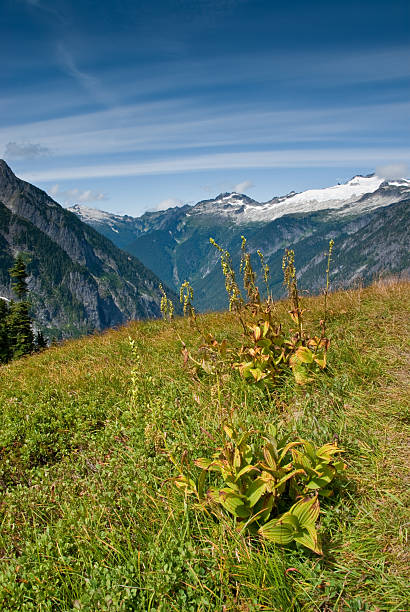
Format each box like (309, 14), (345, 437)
(70, 174), (410, 312)
(0, 160), (178, 338)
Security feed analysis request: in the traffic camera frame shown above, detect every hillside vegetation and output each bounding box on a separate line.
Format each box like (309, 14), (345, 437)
(0, 280), (409, 610)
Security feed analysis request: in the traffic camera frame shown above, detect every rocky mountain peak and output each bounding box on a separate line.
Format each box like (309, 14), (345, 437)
(0, 159), (19, 188)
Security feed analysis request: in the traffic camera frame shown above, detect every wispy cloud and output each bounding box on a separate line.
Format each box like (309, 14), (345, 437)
(56, 44), (113, 106)
(22, 0), (64, 19)
(49, 184), (108, 205)
(2, 100), (409, 160)
(4, 141), (50, 159)
(23, 147), (410, 182)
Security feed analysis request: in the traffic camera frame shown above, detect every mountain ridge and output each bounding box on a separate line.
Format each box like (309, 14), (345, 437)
(0, 160), (179, 337)
(69, 173), (410, 311)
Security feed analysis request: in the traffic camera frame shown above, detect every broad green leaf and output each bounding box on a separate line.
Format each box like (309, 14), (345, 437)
(291, 363), (310, 385)
(279, 513), (300, 530)
(223, 425), (234, 439)
(259, 519), (295, 544)
(314, 354), (326, 369)
(257, 338), (272, 350)
(333, 460), (346, 473)
(246, 478), (267, 507)
(278, 440), (303, 464)
(302, 441), (317, 462)
(194, 457), (214, 470)
(235, 464), (259, 481)
(294, 525), (322, 555)
(290, 448), (312, 471)
(290, 496), (320, 526)
(250, 368), (266, 382)
(225, 479), (240, 492)
(318, 488), (333, 497)
(255, 493), (276, 525)
(175, 475), (197, 494)
(316, 443), (344, 461)
(263, 446), (277, 470)
(275, 468), (306, 489)
(218, 490), (250, 518)
(294, 346), (314, 364)
(233, 448), (241, 469)
(238, 361), (254, 377)
(236, 430), (253, 448)
(197, 469), (207, 499)
(292, 448), (313, 473)
(305, 465), (335, 489)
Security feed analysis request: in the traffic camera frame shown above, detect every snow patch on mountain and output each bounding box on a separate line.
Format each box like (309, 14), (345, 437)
(69, 203), (119, 224)
(69, 174), (410, 231)
(192, 175), (410, 223)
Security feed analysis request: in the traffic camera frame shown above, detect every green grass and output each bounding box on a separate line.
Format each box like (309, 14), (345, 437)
(0, 280), (409, 611)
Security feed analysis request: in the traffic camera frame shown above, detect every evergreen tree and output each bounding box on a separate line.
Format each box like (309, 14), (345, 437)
(9, 253), (29, 299)
(35, 330), (48, 351)
(7, 255), (34, 358)
(0, 298), (10, 363)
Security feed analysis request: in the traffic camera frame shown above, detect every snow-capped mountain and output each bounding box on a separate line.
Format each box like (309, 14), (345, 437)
(69, 174), (410, 312)
(70, 174), (410, 230)
(190, 175), (410, 222)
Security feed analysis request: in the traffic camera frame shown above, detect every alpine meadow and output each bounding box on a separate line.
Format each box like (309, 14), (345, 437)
(1, 0), (410, 610)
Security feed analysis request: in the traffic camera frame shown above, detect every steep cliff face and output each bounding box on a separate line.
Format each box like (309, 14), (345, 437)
(0, 160), (178, 337)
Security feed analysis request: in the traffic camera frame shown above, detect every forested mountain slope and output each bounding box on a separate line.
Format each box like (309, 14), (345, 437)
(0, 160), (178, 337)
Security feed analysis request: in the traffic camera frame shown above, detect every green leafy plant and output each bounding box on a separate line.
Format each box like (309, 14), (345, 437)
(173, 424), (345, 554)
(159, 283), (175, 321)
(158, 237), (333, 386)
(201, 237), (332, 385)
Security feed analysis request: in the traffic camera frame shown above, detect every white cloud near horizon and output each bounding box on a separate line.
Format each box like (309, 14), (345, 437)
(234, 180), (254, 193)
(49, 183), (108, 205)
(375, 163), (409, 179)
(150, 197), (185, 211)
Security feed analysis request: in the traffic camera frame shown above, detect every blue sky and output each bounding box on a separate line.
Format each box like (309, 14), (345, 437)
(1, 0), (410, 214)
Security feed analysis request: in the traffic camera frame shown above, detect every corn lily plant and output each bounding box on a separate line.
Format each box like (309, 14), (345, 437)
(173, 424), (345, 555)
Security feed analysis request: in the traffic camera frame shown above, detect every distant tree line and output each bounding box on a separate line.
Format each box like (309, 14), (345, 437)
(0, 254), (47, 364)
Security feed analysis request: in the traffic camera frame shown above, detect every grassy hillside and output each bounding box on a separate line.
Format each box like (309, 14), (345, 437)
(0, 280), (409, 611)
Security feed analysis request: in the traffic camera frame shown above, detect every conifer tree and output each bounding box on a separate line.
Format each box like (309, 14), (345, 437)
(0, 298), (10, 363)
(9, 253), (29, 299)
(35, 330), (48, 351)
(7, 254), (34, 359)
